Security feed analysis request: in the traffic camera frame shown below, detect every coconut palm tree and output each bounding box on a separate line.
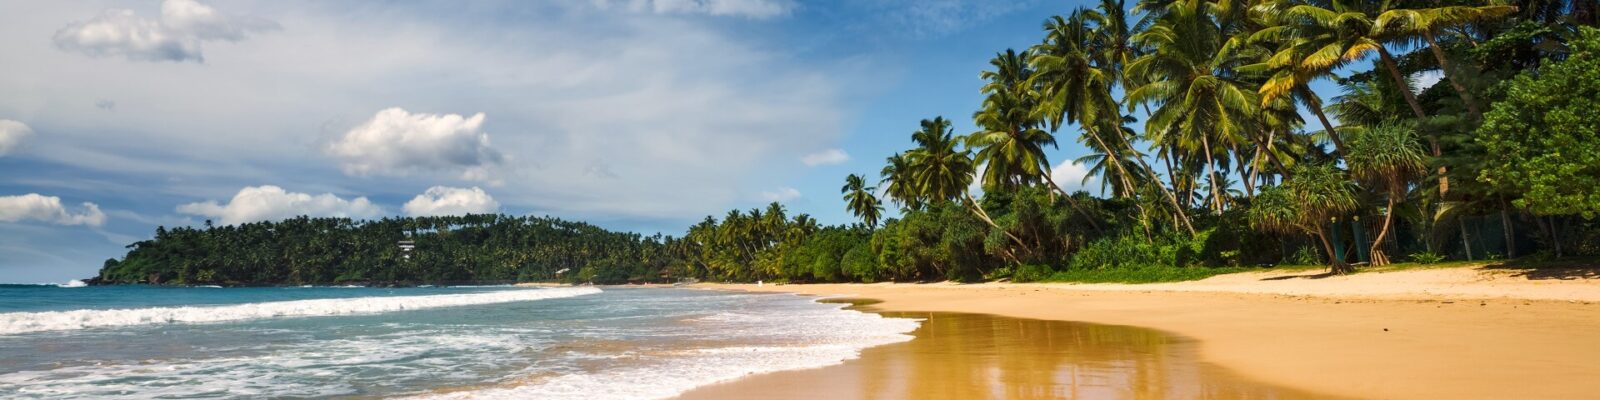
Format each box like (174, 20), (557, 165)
(879, 153), (923, 211)
(1248, 163), (1361, 274)
(1127, 1), (1260, 214)
(906, 117), (975, 203)
(1253, 0), (1451, 195)
(841, 174), (883, 229)
(971, 48), (1104, 233)
(1376, 4), (1517, 121)
(1345, 121), (1427, 266)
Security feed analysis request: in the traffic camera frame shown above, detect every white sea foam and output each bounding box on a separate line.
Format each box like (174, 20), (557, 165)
(414, 299), (921, 400)
(58, 280), (87, 288)
(0, 287), (601, 335)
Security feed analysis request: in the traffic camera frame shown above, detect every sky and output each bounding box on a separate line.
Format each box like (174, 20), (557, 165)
(0, 0), (1378, 283)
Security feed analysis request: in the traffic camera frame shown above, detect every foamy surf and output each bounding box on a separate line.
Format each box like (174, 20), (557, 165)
(0, 287), (601, 335)
(412, 299), (920, 400)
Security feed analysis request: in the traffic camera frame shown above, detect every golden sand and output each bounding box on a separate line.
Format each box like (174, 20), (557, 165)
(683, 267), (1600, 399)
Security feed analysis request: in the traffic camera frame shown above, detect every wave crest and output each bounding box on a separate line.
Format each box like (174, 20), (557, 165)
(0, 287), (601, 335)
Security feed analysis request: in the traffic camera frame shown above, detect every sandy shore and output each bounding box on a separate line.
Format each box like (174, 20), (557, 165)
(682, 266), (1600, 399)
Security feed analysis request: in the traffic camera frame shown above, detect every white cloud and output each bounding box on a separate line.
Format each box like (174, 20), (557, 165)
(1051, 159), (1096, 194)
(759, 186), (801, 202)
(1413, 70), (1445, 93)
(0, 194), (106, 227)
(326, 108), (506, 183)
(800, 148), (850, 166)
(403, 186), (500, 217)
(51, 0), (277, 63)
(0, 120), (32, 157)
(594, 0), (796, 18)
(5, 2), (848, 229)
(176, 185), (383, 225)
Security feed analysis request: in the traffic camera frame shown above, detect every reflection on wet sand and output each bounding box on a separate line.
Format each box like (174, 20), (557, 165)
(677, 302), (1334, 399)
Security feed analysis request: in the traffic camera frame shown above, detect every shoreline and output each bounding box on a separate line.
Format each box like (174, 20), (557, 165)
(684, 266), (1600, 399)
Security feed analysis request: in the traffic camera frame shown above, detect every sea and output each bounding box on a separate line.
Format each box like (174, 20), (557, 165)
(0, 283), (919, 399)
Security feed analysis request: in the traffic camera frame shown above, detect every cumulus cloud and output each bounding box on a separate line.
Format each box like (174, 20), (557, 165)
(1051, 159), (1096, 194)
(52, 0), (277, 63)
(0, 120), (32, 157)
(759, 186), (801, 202)
(176, 185), (383, 225)
(403, 186), (500, 217)
(0, 194), (106, 227)
(594, 0), (796, 18)
(326, 108), (506, 183)
(800, 148), (849, 166)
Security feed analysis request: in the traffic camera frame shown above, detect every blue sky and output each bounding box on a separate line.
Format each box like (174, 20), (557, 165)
(1, 0), (1380, 283)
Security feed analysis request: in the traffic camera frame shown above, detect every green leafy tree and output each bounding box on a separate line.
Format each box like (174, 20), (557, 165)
(1346, 122), (1428, 265)
(1479, 28), (1600, 218)
(1248, 163), (1361, 274)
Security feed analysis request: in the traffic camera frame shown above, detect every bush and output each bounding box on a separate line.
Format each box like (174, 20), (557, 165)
(1409, 251), (1446, 264)
(1012, 264), (1054, 282)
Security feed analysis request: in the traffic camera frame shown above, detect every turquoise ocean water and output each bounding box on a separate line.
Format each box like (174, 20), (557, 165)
(0, 284), (918, 399)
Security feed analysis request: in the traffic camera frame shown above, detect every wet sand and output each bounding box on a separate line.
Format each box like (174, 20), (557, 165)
(685, 267), (1600, 399)
(677, 304), (1332, 399)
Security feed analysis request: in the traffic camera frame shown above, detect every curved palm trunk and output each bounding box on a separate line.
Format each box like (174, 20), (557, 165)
(963, 192), (1032, 252)
(1378, 46), (1450, 197)
(1300, 88), (1348, 158)
(1370, 185), (1399, 266)
(1422, 32), (1482, 121)
(1042, 174), (1105, 234)
(1090, 125), (1197, 235)
(1316, 229), (1353, 275)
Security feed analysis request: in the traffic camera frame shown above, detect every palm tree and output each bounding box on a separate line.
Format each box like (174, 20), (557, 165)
(1376, 4), (1517, 121)
(879, 153), (923, 210)
(1248, 163), (1361, 274)
(1033, 7), (1198, 234)
(1127, 1), (1260, 214)
(840, 174), (883, 229)
(971, 48), (1103, 232)
(1254, 0), (1449, 195)
(906, 117), (975, 203)
(1346, 122), (1427, 266)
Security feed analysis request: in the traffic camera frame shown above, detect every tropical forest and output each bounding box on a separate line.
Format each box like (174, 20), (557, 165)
(97, 0), (1600, 286)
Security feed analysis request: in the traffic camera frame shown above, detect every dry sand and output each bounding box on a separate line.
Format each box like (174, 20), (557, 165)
(682, 266), (1600, 399)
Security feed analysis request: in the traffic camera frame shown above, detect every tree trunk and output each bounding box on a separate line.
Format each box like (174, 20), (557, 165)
(1299, 86), (1348, 157)
(1315, 229), (1352, 275)
(1460, 220), (1474, 261)
(1423, 32), (1483, 121)
(1377, 46), (1449, 197)
(1370, 185), (1400, 266)
(1091, 124), (1197, 235)
(1499, 197), (1516, 259)
(1042, 173), (1105, 234)
(964, 192), (1031, 252)
(1199, 134), (1224, 213)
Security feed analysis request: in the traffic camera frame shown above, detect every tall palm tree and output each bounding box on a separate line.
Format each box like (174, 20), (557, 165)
(1376, 4), (1517, 121)
(971, 48), (1103, 233)
(1346, 121), (1427, 266)
(879, 153), (923, 210)
(1254, 0), (1450, 195)
(1127, 1), (1260, 214)
(906, 117), (975, 203)
(1033, 6), (1199, 234)
(840, 174), (883, 229)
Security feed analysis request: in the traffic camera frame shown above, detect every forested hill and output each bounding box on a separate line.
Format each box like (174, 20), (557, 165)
(94, 215), (676, 286)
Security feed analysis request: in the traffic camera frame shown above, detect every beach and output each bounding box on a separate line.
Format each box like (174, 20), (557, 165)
(683, 266), (1600, 399)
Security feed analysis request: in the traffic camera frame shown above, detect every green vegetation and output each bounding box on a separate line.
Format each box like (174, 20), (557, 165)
(98, 2), (1600, 286)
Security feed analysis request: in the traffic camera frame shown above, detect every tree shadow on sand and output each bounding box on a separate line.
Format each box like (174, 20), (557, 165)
(1477, 258), (1600, 281)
